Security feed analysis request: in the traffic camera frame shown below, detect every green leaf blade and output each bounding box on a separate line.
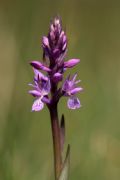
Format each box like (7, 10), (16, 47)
(58, 145), (70, 180)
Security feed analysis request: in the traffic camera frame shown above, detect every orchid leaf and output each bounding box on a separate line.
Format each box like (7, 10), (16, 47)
(60, 114), (65, 152)
(58, 144), (70, 180)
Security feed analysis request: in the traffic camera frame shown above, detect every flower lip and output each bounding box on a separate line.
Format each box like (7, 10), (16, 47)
(67, 97), (81, 109)
(32, 98), (44, 111)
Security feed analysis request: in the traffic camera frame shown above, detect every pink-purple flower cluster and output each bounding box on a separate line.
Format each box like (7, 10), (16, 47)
(29, 17), (82, 111)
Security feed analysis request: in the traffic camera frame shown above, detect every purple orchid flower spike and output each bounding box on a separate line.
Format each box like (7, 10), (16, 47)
(42, 17), (67, 69)
(28, 16), (83, 180)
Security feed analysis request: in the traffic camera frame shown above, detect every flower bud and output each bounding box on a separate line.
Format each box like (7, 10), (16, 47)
(30, 61), (51, 72)
(64, 59), (80, 68)
(53, 72), (63, 82)
(42, 36), (49, 47)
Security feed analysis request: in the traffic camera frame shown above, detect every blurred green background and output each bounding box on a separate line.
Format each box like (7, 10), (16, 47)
(0, 0), (120, 179)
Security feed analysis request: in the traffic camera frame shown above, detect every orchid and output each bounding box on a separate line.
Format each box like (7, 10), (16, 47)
(29, 69), (51, 111)
(29, 17), (82, 111)
(62, 74), (83, 109)
(28, 16), (83, 180)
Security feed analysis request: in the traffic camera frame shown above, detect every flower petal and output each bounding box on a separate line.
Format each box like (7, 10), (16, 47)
(33, 68), (48, 81)
(71, 73), (77, 82)
(28, 83), (37, 88)
(62, 79), (69, 92)
(70, 87), (83, 95)
(67, 97), (81, 109)
(32, 98), (44, 111)
(29, 90), (41, 97)
(42, 79), (51, 95)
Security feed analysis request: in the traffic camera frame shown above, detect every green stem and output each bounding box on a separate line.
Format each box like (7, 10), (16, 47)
(49, 105), (62, 180)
